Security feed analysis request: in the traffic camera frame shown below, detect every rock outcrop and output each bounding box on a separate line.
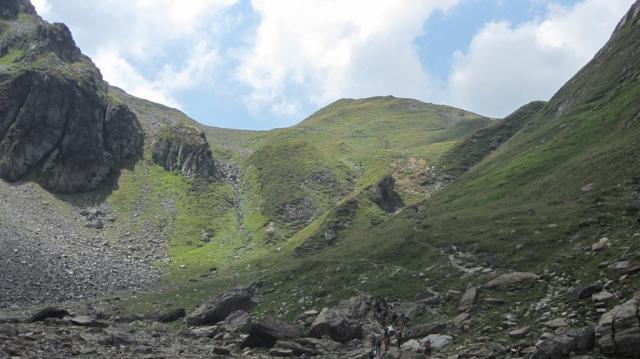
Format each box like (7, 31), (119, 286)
(0, 1), (143, 193)
(186, 287), (260, 326)
(0, 0), (35, 19)
(531, 327), (595, 359)
(596, 297), (640, 357)
(307, 295), (373, 343)
(152, 125), (220, 178)
(241, 317), (302, 348)
(370, 175), (402, 212)
(484, 272), (540, 290)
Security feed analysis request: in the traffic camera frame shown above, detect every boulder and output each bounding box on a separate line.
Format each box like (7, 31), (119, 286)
(241, 317), (302, 348)
(308, 307), (364, 343)
(596, 298), (640, 357)
(484, 272), (539, 290)
(186, 287), (260, 326)
(99, 330), (137, 346)
(27, 307), (70, 322)
(574, 282), (602, 299)
(156, 308), (186, 323)
(508, 327), (530, 339)
(591, 238), (610, 251)
(401, 339), (424, 352)
(273, 340), (322, 357)
(219, 310), (252, 333)
(543, 318), (569, 329)
(459, 286), (478, 309)
(531, 327), (594, 359)
(425, 334), (453, 349)
(66, 316), (108, 328)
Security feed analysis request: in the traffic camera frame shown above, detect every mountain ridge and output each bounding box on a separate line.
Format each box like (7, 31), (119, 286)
(2, 1), (640, 358)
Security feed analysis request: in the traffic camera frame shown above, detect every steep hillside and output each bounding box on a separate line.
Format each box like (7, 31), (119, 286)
(106, 1), (640, 358)
(4, 0), (640, 358)
(434, 101), (546, 181)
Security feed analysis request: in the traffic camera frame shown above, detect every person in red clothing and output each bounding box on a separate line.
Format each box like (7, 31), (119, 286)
(383, 327), (391, 353)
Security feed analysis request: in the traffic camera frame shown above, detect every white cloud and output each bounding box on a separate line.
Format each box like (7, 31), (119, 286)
(35, 0), (237, 109)
(31, 0), (50, 16)
(447, 0), (635, 117)
(236, 0), (459, 116)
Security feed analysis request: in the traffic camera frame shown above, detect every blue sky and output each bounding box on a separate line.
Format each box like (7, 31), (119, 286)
(32, 0), (634, 130)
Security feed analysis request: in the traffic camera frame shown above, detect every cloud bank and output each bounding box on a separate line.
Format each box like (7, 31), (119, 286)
(32, 0), (636, 124)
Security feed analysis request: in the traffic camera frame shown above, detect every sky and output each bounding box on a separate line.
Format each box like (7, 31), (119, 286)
(32, 0), (635, 130)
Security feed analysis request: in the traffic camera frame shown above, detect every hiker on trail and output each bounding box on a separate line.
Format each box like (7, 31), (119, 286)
(424, 338), (432, 358)
(396, 327), (403, 351)
(375, 334), (382, 355)
(370, 334), (379, 358)
(383, 327), (391, 352)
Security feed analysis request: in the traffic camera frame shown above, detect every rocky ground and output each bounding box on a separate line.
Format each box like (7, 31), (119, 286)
(2, 282), (639, 359)
(0, 180), (164, 310)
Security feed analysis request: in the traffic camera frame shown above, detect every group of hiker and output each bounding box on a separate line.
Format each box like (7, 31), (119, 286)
(368, 299), (432, 358)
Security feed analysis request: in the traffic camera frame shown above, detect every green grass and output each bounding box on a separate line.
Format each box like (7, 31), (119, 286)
(111, 20), (640, 335)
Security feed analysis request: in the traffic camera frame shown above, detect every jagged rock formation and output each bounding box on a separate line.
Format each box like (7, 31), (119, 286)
(186, 287), (260, 326)
(152, 124), (220, 178)
(596, 297), (640, 357)
(0, 0), (35, 19)
(0, 1), (143, 193)
(370, 175), (403, 212)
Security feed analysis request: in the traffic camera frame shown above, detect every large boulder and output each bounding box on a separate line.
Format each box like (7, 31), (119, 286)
(186, 287), (260, 326)
(155, 308), (186, 323)
(219, 310), (252, 333)
(459, 286), (479, 309)
(308, 307), (364, 343)
(307, 295), (373, 343)
(531, 327), (595, 359)
(596, 297), (640, 357)
(152, 124), (220, 178)
(27, 307), (69, 322)
(241, 317), (302, 348)
(484, 272), (539, 290)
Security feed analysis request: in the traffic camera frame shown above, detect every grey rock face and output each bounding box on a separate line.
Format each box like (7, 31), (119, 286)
(219, 310), (252, 333)
(596, 297), (640, 357)
(0, 71), (143, 193)
(0, 0), (35, 19)
(186, 287), (260, 326)
(152, 125), (220, 178)
(307, 296), (373, 343)
(531, 327), (595, 359)
(371, 175), (402, 212)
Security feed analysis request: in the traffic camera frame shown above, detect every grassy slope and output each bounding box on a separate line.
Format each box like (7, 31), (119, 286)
(105, 97), (492, 318)
(112, 6), (640, 336)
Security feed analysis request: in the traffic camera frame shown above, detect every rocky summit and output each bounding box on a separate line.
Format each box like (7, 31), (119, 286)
(2, 0), (640, 359)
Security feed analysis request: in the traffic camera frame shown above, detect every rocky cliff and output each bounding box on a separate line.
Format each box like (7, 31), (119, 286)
(152, 125), (220, 178)
(0, 1), (143, 193)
